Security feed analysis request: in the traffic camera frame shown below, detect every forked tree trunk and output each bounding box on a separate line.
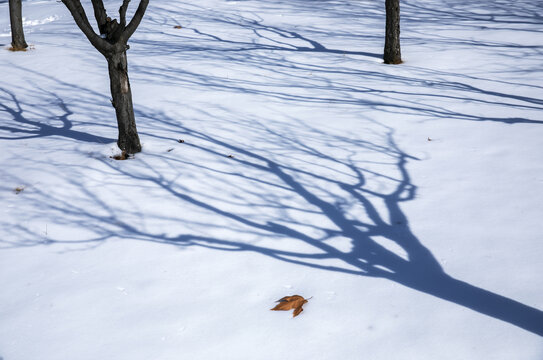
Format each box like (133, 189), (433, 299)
(62, 0), (149, 154)
(9, 0), (28, 50)
(384, 0), (402, 64)
(107, 50), (141, 153)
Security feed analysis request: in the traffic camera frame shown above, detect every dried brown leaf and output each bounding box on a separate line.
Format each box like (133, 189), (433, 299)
(270, 295), (309, 317)
(110, 151), (133, 160)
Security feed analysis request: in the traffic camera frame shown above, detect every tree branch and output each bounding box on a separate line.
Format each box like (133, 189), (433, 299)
(120, 0), (149, 43)
(62, 0), (112, 54)
(119, 0), (131, 28)
(91, 0), (108, 35)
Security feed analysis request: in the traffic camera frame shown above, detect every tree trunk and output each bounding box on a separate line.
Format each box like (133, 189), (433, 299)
(106, 50), (141, 154)
(9, 0), (28, 51)
(384, 0), (402, 64)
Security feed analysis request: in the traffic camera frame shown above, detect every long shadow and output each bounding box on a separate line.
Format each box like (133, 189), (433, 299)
(3, 0), (542, 336)
(126, 4), (543, 126)
(134, 2), (382, 59)
(130, 61), (543, 125)
(151, 117), (543, 336)
(10, 101), (542, 336)
(185, 18), (381, 59)
(402, 0), (543, 30)
(0, 87), (114, 143)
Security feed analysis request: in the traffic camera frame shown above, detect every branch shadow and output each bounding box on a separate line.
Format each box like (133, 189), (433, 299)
(0, 87), (115, 144)
(125, 2), (543, 126)
(402, 0), (543, 30)
(134, 2), (382, 59)
(3, 0), (543, 338)
(6, 98), (542, 336)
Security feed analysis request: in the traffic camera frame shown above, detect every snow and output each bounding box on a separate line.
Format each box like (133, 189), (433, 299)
(1, 0), (543, 359)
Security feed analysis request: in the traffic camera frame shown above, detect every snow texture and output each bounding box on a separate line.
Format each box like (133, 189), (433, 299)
(1, 0), (542, 359)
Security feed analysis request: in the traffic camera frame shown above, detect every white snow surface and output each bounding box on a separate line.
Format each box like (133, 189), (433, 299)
(1, 0), (543, 359)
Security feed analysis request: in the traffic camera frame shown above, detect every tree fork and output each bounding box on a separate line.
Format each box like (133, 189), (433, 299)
(62, 0), (149, 154)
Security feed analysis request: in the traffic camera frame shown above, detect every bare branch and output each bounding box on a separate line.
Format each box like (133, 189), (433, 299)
(91, 0), (108, 35)
(62, 0), (112, 54)
(119, 0), (131, 28)
(120, 0), (149, 43)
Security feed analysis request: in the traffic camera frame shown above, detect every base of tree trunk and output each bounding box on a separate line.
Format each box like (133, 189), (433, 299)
(9, 0), (28, 52)
(117, 137), (142, 154)
(384, 58), (403, 65)
(8, 45), (28, 52)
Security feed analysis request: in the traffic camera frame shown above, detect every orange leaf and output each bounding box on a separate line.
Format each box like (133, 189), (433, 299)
(270, 295), (309, 317)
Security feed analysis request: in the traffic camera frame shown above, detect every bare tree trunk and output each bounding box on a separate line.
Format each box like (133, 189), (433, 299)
(384, 0), (402, 64)
(9, 0), (28, 51)
(62, 0), (149, 154)
(107, 50), (141, 154)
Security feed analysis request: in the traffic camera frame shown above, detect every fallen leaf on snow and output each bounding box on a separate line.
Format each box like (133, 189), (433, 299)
(270, 295), (309, 317)
(110, 151), (133, 160)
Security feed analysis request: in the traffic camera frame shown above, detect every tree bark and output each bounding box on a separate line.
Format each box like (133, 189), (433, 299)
(107, 50), (141, 154)
(384, 0), (402, 64)
(9, 0), (28, 51)
(61, 0), (148, 154)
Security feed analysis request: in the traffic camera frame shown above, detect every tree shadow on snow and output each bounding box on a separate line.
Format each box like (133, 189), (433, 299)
(6, 101), (542, 336)
(0, 87), (115, 144)
(2, 0), (543, 337)
(127, 2), (543, 126)
(135, 2), (382, 59)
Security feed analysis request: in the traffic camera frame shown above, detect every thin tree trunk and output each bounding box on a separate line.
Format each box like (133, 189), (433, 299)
(62, 0), (149, 154)
(9, 0), (28, 51)
(384, 0), (402, 64)
(107, 51), (141, 154)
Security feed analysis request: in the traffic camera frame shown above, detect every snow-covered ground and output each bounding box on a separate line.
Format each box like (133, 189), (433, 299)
(1, 0), (542, 359)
